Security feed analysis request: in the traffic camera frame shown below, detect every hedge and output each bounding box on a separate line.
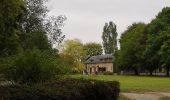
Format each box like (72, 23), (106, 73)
(0, 78), (120, 100)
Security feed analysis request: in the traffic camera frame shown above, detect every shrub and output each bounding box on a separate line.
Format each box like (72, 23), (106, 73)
(0, 49), (69, 84)
(0, 78), (120, 100)
(103, 72), (114, 75)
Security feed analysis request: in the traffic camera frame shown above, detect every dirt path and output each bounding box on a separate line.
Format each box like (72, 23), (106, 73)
(121, 92), (170, 100)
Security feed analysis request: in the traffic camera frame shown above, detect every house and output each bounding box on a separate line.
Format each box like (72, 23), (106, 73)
(84, 54), (114, 74)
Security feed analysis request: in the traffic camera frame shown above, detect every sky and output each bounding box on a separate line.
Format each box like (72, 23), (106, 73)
(47, 0), (170, 44)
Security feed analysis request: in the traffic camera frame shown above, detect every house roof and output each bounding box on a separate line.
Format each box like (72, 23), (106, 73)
(85, 54), (114, 64)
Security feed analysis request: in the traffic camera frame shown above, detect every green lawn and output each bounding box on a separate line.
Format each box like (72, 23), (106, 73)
(71, 75), (170, 92)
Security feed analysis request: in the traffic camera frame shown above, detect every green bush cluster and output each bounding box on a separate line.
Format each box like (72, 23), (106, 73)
(0, 78), (120, 100)
(0, 49), (70, 84)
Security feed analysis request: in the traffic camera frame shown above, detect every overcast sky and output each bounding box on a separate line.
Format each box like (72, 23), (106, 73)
(47, 0), (170, 44)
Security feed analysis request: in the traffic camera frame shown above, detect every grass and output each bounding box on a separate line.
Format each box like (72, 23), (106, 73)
(71, 75), (170, 92)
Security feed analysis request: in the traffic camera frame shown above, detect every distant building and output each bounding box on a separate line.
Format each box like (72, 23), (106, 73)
(84, 54), (114, 74)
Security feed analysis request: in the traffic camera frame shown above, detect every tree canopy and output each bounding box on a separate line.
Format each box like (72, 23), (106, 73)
(118, 23), (146, 75)
(117, 7), (170, 76)
(60, 39), (85, 71)
(143, 7), (170, 76)
(84, 43), (103, 58)
(0, 0), (68, 83)
(0, 0), (25, 56)
(102, 21), (117, 54)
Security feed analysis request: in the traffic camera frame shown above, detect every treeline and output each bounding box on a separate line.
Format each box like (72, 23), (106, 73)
(0, 0), (68, 84)
(0, 1), (121, 99)
(117, 7), (170, 76)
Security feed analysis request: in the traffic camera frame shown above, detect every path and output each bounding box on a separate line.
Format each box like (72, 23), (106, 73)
(121, 92), (170, 100)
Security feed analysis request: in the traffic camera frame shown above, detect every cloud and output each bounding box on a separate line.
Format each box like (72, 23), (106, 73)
(47, 0), (170, 43)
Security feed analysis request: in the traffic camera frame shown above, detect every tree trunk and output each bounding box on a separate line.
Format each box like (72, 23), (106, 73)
(149, 70), (153, 76)
(134, 69), (139, 75)
(166, 67), (170, 77)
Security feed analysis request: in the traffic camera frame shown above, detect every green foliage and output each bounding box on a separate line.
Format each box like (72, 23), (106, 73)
(21, 0), (66, 48)
(0, 0), (25, 56)
(21, 32), (51, 51)
(0, 0), (68, 83)
(0, 49), (69, 84)
(0, 78), (120, 100)
(0, 0), (66, 55)
(118, 23), (146, 75)
(102, 21), (117, 54)
(84, 42), (103, 57)
(117, 7), (170, 76)
(22, 0), (48, 33)
(143, 7), (170, 76)
(158, 29), (170, 76)
(60, 39), (85, 71)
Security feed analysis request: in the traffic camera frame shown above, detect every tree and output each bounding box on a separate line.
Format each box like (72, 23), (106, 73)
(84, 43), (103, 58)
(0, 0), (68, 83)
(0, 0), (25, 56)
(159, 39), (170, 76)
(144, 7), (170, 76)
(60, 39), (85, 71)
(118, 23), (146, 75)
(21, 0), (66, 50)
(22, 0), (48, 33)
(158, 29), (170, 76)
(21, 32), (51, 50)
(143, 34), (161, 75)
(45, 16), (66, 47)
(102, 21), (117, 54)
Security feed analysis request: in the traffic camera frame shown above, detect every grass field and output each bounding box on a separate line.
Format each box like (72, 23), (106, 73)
(71, 75), (170, 92)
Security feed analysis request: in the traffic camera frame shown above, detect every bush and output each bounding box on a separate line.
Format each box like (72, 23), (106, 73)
(103, 72), (114, 75)
(0, 49), (69, 84)
(0, 78), (120, 100)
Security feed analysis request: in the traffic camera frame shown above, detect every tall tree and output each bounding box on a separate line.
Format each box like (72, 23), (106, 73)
(102, 21), (117, 54)
(118, 23), (146, 75)
(21, 0), (66, 50)
(0, 0), (25, 56)
(22, 0), (47, 33)
(144, 7), (170, 76)
(84, 43), (102, 58)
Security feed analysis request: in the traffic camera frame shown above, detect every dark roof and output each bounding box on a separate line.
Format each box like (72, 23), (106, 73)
(85, 54), (114, 64)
